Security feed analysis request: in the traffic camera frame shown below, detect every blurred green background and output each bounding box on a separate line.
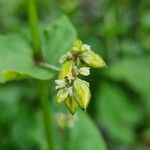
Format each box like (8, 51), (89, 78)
(0, 0), (150, 149)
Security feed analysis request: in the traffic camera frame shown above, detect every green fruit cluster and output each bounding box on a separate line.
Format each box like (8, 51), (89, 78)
(55, 40), (106, 114)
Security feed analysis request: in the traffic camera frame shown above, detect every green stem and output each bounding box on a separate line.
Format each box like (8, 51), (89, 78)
(28, 0), (43, 61)
(39, 62), (60, 72)
(28, 0), (55, 149)
(38, 81), (55, 150)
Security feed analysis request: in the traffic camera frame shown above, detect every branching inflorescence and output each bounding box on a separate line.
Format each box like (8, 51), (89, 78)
(55, 40), (106, 114)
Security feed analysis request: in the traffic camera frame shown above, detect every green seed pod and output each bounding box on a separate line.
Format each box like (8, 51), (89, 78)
(71, 40), (82, 54)
(65, 96), (78, 114)
(73, 78), (91, 110)
(73, 39), (82, 49)
(59, 60), (73, 79)
(57, 88), (68, 103)
(81, 51), (106, 68)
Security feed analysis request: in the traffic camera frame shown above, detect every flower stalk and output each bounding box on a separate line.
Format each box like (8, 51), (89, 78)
(28, 0), (55, 149)
(28, 0), (43, 62)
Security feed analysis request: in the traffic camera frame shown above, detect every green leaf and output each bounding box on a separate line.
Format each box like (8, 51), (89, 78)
(67, 111), (107, 150)
(120, 40), (142, 56)
(0, 34), (54, 83)
(0, 16), (77, 83)
(44, 16), (77, 66)
(96, 82), (141, 143)
(142, 128), (150, 142)
(11, 111), (39, 150)
(0, 83), (46, 149)
(140, 12), (150, 30)
(108, 57), (150, 105)
(0, 84), (22, 123)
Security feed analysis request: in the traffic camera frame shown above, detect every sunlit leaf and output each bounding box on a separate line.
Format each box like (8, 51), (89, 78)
(0, 34), (54, 83)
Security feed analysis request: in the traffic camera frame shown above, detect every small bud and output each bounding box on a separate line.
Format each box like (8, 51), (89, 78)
(78, 67), (90, 76)
(67, 86), (73, 96)
(55, 113), (76, 129)
(71, 47), (80, 54)
(59, 54), (67, 64)
(57, 88), (68, 103)
(55, 79), (67, 89)
(71, 40), (82, 54)
(73, 78), (91, 110)
(81, 51), (106, 68)
(81, 44), (91, 52)
(55, 113), (67, 129)
(73, 39), (82, 49)
(65, 96), (78, 114)
(59, 60), (73, 79)
(59, 52), (72, 64)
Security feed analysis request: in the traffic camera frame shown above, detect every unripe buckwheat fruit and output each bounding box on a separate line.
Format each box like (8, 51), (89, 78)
(57, 88), (68, 103)
(73, 78), (91, 110)
(65, 96), (78, 114)
(59, 60), (73, 79)
(81, 51), (106, 68)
